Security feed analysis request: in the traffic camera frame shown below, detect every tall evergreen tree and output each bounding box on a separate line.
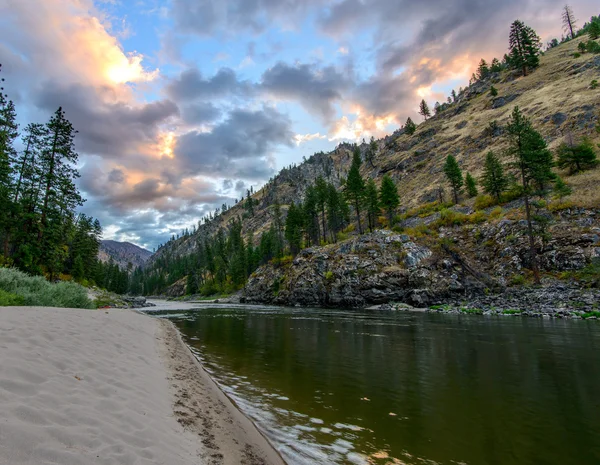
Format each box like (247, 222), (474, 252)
(476, 59), (490, 80)
(405, 117), (417, 135)
(506, 106), (555, 284)
(508, 20), (542, 76)
(315, 176), (329, 243)
(481, 151), (508, 202)
(419, 99), (431, 120)
(443, 155), (464, 204)
(465, 173), (478, 198)
(365, 179), (380, 233)
(379, 174), (400, 227)
(562, 5), (577, 39)
(365, 136), (378, 168)
(344, 148), (366, 234)
(285, 202), (304, 254)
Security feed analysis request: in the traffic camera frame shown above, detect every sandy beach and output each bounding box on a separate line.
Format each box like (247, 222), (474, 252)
(0, 306), (285, 465)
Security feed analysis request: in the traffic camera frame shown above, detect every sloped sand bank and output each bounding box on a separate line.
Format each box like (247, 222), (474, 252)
(0, 307), (284, 465)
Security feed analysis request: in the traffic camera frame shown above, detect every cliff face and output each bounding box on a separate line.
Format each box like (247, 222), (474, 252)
(98, 240), (153, 270)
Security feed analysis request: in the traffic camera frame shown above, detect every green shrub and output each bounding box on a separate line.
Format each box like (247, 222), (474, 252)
(325, 271), (334, 281)
(0, 267), (93, 309)
(509, 274), (526, 286)
(474, 194), (497, 210)
(437, 208), (469, 226)
(573, 52), (581, 58)
(591, 80), (599, 90)
(0, 289), (25, 306)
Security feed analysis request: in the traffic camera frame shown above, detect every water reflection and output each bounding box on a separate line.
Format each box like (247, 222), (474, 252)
(163, 307), (600, 465)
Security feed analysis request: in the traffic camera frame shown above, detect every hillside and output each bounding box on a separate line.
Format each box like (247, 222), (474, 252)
(98, 240), (153, 270)
(148, 36), (599, 267)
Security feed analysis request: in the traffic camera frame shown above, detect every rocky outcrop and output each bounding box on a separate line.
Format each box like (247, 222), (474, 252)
(244, 209), (600, 311)
(245, 231), (471, 308)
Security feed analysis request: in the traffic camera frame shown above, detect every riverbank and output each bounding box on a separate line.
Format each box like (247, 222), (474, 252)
(0, 306), (285, 465)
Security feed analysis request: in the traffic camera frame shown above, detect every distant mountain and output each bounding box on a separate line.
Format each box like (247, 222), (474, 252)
(98, 240), (153, 270)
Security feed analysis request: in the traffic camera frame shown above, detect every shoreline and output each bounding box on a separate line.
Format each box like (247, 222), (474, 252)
(0, 306), (284, 465)
(156, 317), (286, 465)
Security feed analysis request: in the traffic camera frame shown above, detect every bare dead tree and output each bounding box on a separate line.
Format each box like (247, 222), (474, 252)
(562, 5), (577, 39)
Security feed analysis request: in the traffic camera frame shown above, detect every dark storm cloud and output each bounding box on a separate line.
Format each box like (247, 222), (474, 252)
(175, 106), (293, 179)
(166, 67), (254, 102)
(34, 82), (179, 159)
(260, 62), (351, 122)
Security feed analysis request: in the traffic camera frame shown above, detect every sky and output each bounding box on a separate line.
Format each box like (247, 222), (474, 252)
(0, 0), (597, 250)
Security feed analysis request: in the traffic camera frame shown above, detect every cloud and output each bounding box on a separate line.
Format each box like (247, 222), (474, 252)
(294, 133), (327, 145)
(166, 67), (254, 102)
(260, 62), (350, 122)
(171, 0), (326, 36)
(181, 102), (222, 125)
(175, 106), (294, 179)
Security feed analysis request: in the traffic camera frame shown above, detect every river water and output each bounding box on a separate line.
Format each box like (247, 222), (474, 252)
(157, 306), (600, 465)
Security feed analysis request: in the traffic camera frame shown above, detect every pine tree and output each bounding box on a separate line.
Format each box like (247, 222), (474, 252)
(562, 5), (577, 39)
(553, 176), (572, 200)
(379, 174), (400, 227)
(465, 173), (478, 197)
(405, 117), (417, 135)
(326, 183), (347, 242)
(481, 151), (508, 202)
(490, 58), (503, 72)
(303, 185), (320, 246)
(443, 155), (463, 204)
(506, 106), (555, 284)
(589, 18), (600, 40)
(419, 99), (431, 120)
(476, 59), (490, 80)
(285, 202), (304, 254)
(490, 86), (498, 97)
(365, 179), (379, 232)
(315, 176), (329, 243)
(508, 20), (542, 76)
(556, 138), (598, 174)
(344, 147), (366, 234)
(451, 89), (457, 102)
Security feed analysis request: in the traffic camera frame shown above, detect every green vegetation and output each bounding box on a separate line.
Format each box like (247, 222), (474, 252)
(481, 151), (508, 202)
(506, 106), (556, 284)
(556, 138), (598, 174)
(443, 155), (464, 204)
(581, 311), (600, 319)
(0, 267), (93, 308)
(508, 20), (541, 76)
(404, 117), (417, 135)
(419, 99), (431, 120)
(345, 148), (366, 234)
(465, 173), (478, 198)
(379, 174), (400, 227)
(461, 308), (483, 315)
(503, 309), (522, 315)
(0, 64), (102, 283)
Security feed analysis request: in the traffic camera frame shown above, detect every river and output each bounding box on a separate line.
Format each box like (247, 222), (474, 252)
(155, 305), (600, 465)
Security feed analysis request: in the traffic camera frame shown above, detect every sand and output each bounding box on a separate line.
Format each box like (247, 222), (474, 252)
(0, 307), (285, 465)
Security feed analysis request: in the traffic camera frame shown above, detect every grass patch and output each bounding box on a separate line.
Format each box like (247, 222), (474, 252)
(430, 304), (452, 311)
(461, 307), (483, 314)
(503, 309), (522, 315)
(0, 267), (93, 309)
(509, 274), (526, 286)
(560, 263), (600, 288)
(581, 311), (600, 319)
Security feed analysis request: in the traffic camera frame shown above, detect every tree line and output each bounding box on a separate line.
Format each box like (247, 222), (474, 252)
(0, 64), (102, 282)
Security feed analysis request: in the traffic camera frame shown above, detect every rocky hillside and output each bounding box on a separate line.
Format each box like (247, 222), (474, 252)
(148, 36), (599, 268)
(244, 207), (600, 312)
(98, 240), (153, 270)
